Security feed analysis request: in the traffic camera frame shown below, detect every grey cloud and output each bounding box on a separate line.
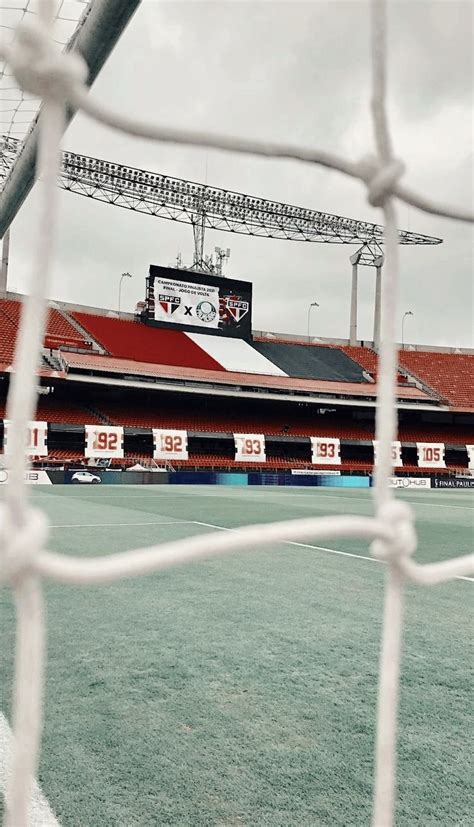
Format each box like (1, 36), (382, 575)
(7, 0), (473, 348)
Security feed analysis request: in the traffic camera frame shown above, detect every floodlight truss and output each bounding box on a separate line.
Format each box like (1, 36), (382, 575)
(0, 137), (442, 246)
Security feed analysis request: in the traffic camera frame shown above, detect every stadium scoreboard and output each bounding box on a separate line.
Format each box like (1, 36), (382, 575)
(143, 265), (253, 340)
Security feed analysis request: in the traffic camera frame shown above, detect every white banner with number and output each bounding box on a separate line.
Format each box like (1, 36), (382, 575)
(3, 420), (48, 456)
(154, 277), (220, 329)
(417, 442), (446, 468)
(153, 429), (188, 460)
(234, 433), (266, 463)
(467, 445), (474, 469)
(310, 437), (341, 465)
(373, 440), (403, 467)
(85, 425), (124, 458)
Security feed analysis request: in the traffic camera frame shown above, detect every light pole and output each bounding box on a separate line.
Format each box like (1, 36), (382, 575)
(401, 310), (414, 348)
(307, 301), (319, 341)
(118, 272), (132, 314)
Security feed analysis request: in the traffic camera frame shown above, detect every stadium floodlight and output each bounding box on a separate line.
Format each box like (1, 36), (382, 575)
(307, 301), (320, 340)
(401, 310), (414, 348)
(118, 271), (132, 314)
(0, 140), (444, 249)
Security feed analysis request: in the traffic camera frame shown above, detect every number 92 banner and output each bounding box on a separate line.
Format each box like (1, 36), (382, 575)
(310, 437), (341, 465)
(153, 429), (188, 460)
(234, 434), (266, 462)
(85, 425), (124, 458)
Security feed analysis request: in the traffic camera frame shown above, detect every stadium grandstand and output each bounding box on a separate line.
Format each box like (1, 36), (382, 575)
(0, 292), (472, 476)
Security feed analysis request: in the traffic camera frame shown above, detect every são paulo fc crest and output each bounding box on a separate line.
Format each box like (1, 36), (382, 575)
(158, 293), (180, 315)
(196, 300), (217, 323)
(220, 295), (249, 324)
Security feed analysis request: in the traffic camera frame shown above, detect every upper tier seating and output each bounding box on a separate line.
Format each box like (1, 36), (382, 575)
(399, 351), (474, 408)
(95, 400), (473, 444)
(101, 402), (373, 438)
(0, 396), (102, 424)
(0, 306), (17, 365)
(72, 313), (224, 371)
(339, 346), (408, 383)
(0, 299), (90, 358)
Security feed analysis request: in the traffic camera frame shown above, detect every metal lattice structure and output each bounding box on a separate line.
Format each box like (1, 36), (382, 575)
(0, 0), (142, 240)
(0, 137), (443, 247)
(0, 0), (89, 141)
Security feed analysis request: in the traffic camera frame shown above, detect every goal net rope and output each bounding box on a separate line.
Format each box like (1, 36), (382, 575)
(0, 1), (472, 825)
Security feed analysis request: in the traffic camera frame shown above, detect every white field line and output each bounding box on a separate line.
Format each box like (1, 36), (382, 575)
(0, 713), (60, 826)
(192, 522), (474, 583)
(49, 520), (195, 529)
(72, 490), (474, 511)
(242, 490), (474, 512)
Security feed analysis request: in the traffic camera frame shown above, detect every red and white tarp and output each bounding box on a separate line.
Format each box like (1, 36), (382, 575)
(234, 433), (266, 462)
(85, 425), (124, 458)
(153, 429), (188, 460)
(187, 333), (287, 377)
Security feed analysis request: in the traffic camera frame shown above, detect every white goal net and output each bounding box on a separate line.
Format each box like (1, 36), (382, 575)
(0, 1), (472, 825)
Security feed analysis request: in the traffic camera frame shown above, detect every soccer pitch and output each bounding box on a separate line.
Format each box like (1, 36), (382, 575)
(1, 485), (472, 826)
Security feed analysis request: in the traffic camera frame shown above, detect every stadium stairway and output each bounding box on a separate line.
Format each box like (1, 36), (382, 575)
(0, 298), (96, 357)
(59, 308), (106, 354)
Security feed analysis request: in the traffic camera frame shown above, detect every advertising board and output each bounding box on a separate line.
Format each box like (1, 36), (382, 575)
(388, 477), (431, 489)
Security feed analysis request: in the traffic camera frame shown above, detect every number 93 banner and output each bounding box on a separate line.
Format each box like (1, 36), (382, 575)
(85, 425), (124, 458)
(153, 429), (188, 460)
(310, 437), (341, 465)
(234, 434), (266, 462)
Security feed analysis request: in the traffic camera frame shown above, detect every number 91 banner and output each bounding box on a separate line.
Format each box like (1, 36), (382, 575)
(3, 420), (48, 456)
(234, 434), (266, 462)
(310, 437), (341, 465)
(417, 442), (446, 468)
(153, 429), (188, 460)
(85, 425), (124, 458)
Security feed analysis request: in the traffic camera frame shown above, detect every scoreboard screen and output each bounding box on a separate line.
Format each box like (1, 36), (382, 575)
(143, 265), (253, 340)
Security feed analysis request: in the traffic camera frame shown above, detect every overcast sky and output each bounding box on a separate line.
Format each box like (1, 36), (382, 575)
(8, 0), (474, 347)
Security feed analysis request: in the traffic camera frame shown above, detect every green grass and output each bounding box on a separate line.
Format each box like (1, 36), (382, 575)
(0, 486), (473, 825)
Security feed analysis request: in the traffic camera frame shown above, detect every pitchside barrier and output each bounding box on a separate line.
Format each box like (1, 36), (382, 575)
(2, 469), (473, 488)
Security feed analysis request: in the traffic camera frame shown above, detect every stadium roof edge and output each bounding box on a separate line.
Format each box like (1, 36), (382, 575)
(60, 372), (448, 413)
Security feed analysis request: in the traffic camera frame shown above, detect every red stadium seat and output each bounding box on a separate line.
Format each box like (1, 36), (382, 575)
(399, 350), (474, 408)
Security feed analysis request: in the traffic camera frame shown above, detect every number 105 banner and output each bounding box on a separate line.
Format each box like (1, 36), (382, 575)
(153, 429), (188, 460)
(85, 425), (124, 458)
(417, 442), (446, 468)
(3, 420), (48, 456)
(234, 434), (266, 462)
(310, 437), (341, 465)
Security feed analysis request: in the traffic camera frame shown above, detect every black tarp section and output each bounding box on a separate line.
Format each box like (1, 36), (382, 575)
(252, 341), (367, 383)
